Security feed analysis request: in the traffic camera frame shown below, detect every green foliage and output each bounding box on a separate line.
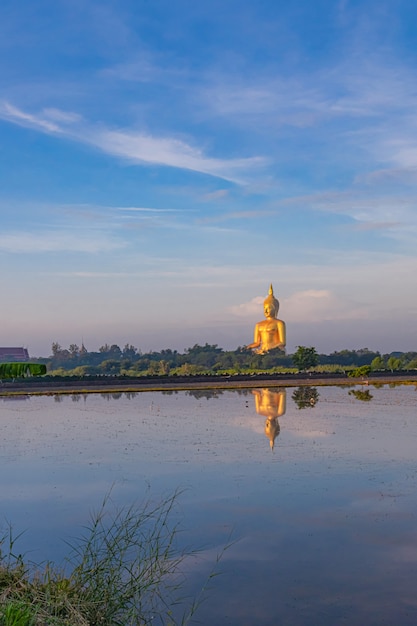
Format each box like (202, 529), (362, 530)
(292, 346), (319, 372)
(347, 365), (372, 378)
(319, 348), (381, 367)
(0, 363), (46, 379)
(0, 601), (35, 626)
(99, 359), (122, 375)
(42, 342), (417, 378)
(371, 356), (385, 371)
(386, 356), (402, 371)
(311, 364), (346, 373)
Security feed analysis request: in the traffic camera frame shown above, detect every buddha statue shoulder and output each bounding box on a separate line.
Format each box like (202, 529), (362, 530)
(246, 284), (286, 354)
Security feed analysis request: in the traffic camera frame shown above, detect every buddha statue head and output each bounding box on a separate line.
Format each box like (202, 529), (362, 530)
(263, 284), (279, 319)
(264, 417), (281, 450)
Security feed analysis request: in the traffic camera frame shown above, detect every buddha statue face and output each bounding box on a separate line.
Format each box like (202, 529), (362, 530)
(262, 284), (279, 319)
(264, 301), (277, 319)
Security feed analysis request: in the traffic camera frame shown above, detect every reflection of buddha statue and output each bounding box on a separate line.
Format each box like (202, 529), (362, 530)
(247, 285), (286, 354)
(252, 388), (286, 450)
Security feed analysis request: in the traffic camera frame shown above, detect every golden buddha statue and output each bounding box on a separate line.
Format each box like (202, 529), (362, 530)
(247, 284), (286, 354)
(252, 388), (286, 450)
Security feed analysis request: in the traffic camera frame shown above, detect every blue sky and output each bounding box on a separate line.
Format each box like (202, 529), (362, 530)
(1, 0), (417, 356)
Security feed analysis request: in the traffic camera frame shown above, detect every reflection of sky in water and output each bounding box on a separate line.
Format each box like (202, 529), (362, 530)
(1, 385), (417, 625)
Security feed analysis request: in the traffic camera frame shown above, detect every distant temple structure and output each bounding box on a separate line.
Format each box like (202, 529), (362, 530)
(0, 347), (29, 362)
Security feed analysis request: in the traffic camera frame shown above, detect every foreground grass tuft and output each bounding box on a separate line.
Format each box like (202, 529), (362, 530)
(0, 491), (218, 625)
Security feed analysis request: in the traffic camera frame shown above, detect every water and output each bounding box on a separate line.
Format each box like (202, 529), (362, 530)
(1, 384), (417, 625)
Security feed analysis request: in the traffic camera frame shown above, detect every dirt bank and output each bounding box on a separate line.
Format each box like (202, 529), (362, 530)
(1, 371), (416, 396)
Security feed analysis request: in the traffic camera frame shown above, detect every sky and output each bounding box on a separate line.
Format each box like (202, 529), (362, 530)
(1, 0), (417, 357)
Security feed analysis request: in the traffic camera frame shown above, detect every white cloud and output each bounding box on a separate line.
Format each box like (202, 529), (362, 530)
(201, 189), (230, 201)
(279, 189), (417, 236)
(91, 129), (265, 183)
(229, 296), (264, 317)
(228, 289), (369, 323)
(0, 101), (266, 184)
(42, 108), (82, 123)
(231, 290), (370, 324)
(115, 206), (179, 213)
(0, 231), (124, 254)
(283, 289), (369, 323)
(0, 102), (61, 133)
(201, 52), (417, 128)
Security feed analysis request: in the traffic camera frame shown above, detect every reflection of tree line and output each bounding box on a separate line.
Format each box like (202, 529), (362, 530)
(349, 389), (373, 401)
(291, 386), (319, 409)
(51, 385), (376, 409)
(50, 385), (384, 456)
(185, 389), (224, 400)
(48, 383), (407, 406)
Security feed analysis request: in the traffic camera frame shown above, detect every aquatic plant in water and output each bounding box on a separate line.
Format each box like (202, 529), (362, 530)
(0, 490), (221, 625)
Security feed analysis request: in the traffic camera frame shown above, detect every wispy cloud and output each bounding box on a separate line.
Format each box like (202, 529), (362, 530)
(90, 129), (265, 183)
(0, 231), (124, 254)
(200, 53), (417, 128)
(200, 189), (230, 201)
(279, 189), (417, 234)
(229, 289), (369, 323)
(229, 296), (264, 317)
(0, 102), (62, 133)
(283, 289), (369, 323)
(0, 101), (267, 184)
(351, 221), (401, 232)
(115, 206), (180, 213)
(199, 209), (274, 224)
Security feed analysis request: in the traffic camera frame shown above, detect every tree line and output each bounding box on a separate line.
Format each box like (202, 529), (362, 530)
(32, 343), (417, 377)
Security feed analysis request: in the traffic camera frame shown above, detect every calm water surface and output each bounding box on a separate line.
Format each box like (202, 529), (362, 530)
(1, 384), (417, 625)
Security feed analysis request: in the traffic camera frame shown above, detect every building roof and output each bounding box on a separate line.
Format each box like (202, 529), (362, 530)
(0, 347), (30, 361)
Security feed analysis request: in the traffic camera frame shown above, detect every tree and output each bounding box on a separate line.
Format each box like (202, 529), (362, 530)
(292, 346), (319, 372)
(122, 344), (138, 358)
(69, 344), (80, 358)
(100, 359), (122, 375)
(158, 360), (170, 375)
(51, 343), (70, 362)
(371, 356), (385, 371)
(386, 356), (402, 372)
(347, 365), (371, 378)
(51, 342), (62, 356)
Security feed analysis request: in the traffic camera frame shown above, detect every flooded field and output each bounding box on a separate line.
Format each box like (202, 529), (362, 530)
(1, 384), (417, 625)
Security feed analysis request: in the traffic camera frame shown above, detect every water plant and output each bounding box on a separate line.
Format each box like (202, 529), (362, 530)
(0, 601), (35, 626)
(0, 490), (221, 625)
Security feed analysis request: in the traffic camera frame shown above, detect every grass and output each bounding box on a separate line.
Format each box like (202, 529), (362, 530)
(0, 490), (224, 626)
